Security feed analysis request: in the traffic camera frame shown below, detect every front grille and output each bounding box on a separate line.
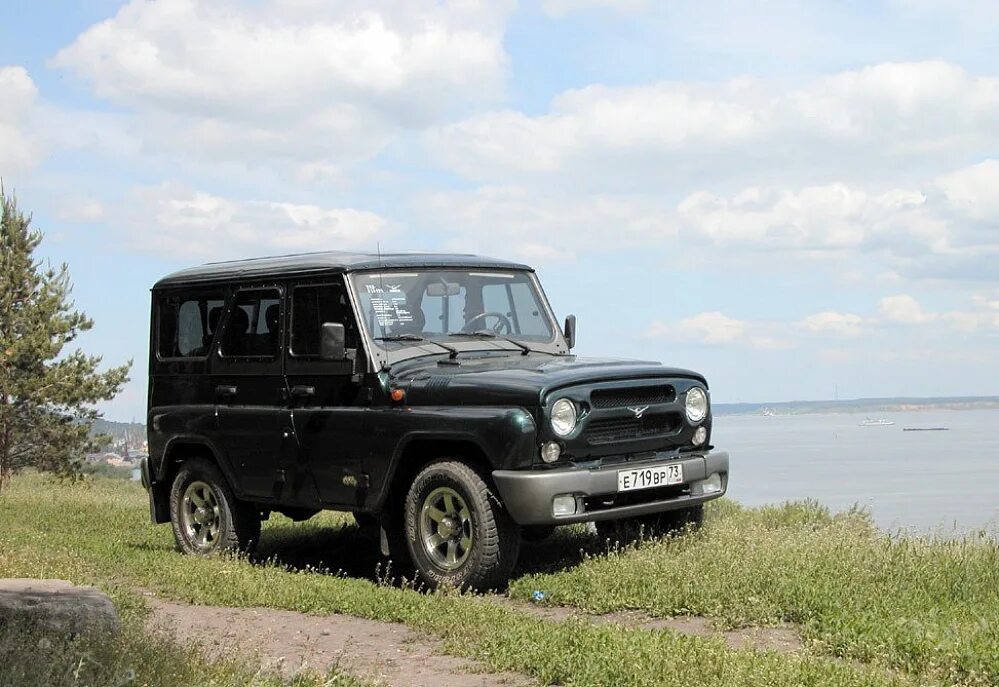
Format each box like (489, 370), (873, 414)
(590, 385), (676, 409)
(585, 413), (682, 445)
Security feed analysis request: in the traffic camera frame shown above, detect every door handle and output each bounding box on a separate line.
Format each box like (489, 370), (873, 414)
(290, 385), (315, 399)
(215, 385), (238, 398)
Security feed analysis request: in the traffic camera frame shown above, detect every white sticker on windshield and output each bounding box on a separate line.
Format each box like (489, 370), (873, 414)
(366, 284), (414, 327)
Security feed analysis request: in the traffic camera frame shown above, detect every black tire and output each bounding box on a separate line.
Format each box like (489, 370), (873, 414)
(169, 457), (261, 555)
(404, 460), (520, 591)
(595, 504), (704, 544)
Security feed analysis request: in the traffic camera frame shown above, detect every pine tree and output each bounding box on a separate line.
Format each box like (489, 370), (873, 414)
(0, 188), (131, 493)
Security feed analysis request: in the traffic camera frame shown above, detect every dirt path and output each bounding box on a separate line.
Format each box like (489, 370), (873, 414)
(145, 596), (532, 687)
(144, 592), (802, 686)
(491, 597), (803, 653)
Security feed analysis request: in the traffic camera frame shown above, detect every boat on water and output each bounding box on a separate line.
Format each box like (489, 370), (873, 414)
(761, 407), (777, 417)
(859, 417), (895, 426)
(903, 427), (950, 432)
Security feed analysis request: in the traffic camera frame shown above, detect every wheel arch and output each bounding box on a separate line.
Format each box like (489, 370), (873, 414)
(375, 434), (495, 515)
(150, 436), (235, 523)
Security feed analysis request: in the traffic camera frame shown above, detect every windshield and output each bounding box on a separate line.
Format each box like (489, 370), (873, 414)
(351, 269), (557, 348)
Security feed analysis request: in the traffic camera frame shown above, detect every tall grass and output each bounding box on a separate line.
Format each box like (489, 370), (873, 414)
(510, 500), (999, 685)
(2, 475), (994, 686)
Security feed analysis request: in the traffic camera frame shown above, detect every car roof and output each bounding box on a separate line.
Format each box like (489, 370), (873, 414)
(153, 251), (534, 288)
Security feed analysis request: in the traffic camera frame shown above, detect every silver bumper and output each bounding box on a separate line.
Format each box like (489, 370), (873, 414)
(492, 449), (729, 526)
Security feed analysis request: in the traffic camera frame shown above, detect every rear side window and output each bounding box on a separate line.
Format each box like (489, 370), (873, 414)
(291, 283), (351, 356)
(156, 291), (225, 359)
(221, 289), (282, 358)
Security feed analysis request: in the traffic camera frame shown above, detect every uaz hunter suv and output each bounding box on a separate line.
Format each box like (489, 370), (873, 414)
(141, 252), (729, 589)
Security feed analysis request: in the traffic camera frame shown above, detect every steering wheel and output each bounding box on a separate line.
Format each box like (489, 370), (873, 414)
(461, 311), (512, 335)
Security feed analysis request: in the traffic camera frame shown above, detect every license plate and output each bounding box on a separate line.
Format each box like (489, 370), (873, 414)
(617, 463), (683, 492)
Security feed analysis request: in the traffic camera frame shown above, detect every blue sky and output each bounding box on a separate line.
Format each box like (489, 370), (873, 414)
(2, 0), (997, 420)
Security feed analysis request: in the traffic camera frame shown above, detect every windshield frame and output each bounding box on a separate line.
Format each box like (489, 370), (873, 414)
(345, 268), (569, 368)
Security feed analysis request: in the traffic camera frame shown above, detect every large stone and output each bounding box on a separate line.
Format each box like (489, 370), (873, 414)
(0, 579), (121, 635)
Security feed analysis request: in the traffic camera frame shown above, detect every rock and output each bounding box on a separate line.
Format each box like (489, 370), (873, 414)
(0, 579), (121, 636)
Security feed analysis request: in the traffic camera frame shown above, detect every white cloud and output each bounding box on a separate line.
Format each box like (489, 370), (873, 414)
(430, 61), (999, 185)
(649, 312), (745, 344)
(419, 185), (675, 262)
(672, 160), (999, 281)
(0, 66), (41, 172)
(121, 183), (391, 259)
(877, 294), (937, 325)
(648, 312), (795, 350)
(57, 199), (105, 223)
(51, 0), (512, 169)
(936, 159), (999, 222)
(677, 183), (938, 251)
(542, 0), (649, 17)
(799, 311), (864, 337)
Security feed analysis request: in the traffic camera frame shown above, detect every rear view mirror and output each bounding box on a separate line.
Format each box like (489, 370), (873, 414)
(320, 322), (347, 361)
(426, 282), (461, 297)
(564, 314), (576, 350)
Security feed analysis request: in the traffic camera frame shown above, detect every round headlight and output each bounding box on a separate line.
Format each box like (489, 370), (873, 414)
(550, 398), (577, 437)
(685, 387), (708, 424)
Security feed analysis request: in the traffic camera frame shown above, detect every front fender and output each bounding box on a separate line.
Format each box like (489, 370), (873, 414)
(365, 405), (538, 510)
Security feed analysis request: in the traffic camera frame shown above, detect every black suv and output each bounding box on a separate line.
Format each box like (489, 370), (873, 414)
(141, 252), (729, 589)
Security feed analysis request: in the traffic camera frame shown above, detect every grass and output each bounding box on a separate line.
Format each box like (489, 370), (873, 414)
(1, 474), (996, 687)
(0, 599), (367, 687)
(511, 500), (999, 685)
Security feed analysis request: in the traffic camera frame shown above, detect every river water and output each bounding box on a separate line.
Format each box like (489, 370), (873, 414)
(712, 409), (999, 536)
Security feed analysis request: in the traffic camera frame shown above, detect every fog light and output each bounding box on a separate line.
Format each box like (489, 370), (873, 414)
(693, 426), (708, 446)
(552, 494), (578, 517)
(700, 472), (722, 494)
(540, 441), (561, 463)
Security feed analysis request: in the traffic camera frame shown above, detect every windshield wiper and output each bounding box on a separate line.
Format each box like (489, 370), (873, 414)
(374, 335), (460, 358)
(446, 330), (532, 356)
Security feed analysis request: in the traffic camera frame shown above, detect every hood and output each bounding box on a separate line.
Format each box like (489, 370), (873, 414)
(391, 353), (707, 407)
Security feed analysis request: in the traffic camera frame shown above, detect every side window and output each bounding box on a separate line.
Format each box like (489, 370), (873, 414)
(291, 283), (354, 357)
(157, 291), (225, 359)
(221, 289), (281, 358)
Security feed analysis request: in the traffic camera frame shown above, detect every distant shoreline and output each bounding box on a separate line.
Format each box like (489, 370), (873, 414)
(715, 396), (999, 417)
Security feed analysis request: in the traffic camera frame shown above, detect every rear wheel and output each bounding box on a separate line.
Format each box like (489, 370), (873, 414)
(169, 458), (261, 555)
(595, 505), (704, 544)
(404, 461), (520, 591)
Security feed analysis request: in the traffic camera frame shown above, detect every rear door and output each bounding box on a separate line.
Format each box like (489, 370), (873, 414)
(285, 278), (369, 507)
(213, 286), (290, 500)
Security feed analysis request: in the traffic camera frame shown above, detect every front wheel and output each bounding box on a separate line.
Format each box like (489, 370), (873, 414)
(404, 461), (520, 591)
(169, 458), (261, 555)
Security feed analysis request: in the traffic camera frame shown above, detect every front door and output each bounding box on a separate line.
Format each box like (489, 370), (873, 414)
(285, 279), (369, 507)
(213, 286), (289, 500)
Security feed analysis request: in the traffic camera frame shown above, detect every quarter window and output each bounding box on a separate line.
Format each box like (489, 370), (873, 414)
(157, 291), (225, 359)
(221, 289), (281, 358)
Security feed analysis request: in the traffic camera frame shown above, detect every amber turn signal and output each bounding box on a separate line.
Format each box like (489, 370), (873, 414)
(390, 388), (406, 403)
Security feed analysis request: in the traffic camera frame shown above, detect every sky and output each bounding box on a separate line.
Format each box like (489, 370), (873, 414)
(2, 0), (998, 420)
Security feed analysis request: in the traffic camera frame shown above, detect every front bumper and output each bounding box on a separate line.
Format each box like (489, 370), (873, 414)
(492, 449), (729, 526)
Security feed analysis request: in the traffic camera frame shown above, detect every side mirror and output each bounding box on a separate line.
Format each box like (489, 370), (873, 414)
(563, 314), (576, 350)
(319, 322), (347, 361)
